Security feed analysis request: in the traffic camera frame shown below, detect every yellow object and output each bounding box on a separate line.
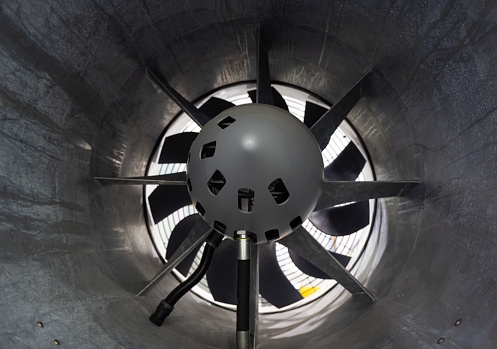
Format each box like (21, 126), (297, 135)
(300, 286), (321, 298)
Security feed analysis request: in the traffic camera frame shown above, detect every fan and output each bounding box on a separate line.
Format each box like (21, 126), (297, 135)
(146, 90), (369, 310)
(95, 27), (419, 348)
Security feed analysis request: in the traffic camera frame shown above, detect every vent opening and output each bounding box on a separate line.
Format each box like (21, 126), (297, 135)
(268, 178), (290, 204)
(207, 170), (226, 195)
(196, 202), (205, 216)
(218, 116), (236, 129)
(238, 188), (255, 212)
(201, 141), (216, 159)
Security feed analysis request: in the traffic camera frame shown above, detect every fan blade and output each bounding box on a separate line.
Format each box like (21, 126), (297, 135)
(248, 88), (289, 111)
(207, 239), (237, 304)
(256, 26), (273, 106)
(159, 133), (198, 164)
(95, 172), (187, 186)
(279, 227), (373, 302)
(314, 180), (420, 212)
(148, 184), (192, 224)
(311, 71), (371, 150)
(259, 242), (303, 308)
(146, 67), (211, 127)
(309, 201), (370, 236)
(199, 97), (236, 118)
(289, 248), (351, 277)
(247, 89), (256, 103)
(330, 252), (352, 267)
(166, 214), (204, 275)
(325, 141), (366, 181)
(136, 218), (211, 296)
(271, 88), (289, 111)
(304, 101), (328, 129)
(288, 248), (330, 279)
(287, 242), (352, 277)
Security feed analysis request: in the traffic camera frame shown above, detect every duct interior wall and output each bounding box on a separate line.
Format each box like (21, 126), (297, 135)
(1, 1), (496, 348)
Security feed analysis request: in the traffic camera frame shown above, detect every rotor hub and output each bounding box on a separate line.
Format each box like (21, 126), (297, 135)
(186, 104), (323, 243)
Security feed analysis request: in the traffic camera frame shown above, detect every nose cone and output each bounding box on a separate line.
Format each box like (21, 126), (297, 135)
(187, 104), (324, 243)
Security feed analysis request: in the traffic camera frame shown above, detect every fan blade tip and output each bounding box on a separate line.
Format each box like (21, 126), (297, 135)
(207, 240), (238, 305)
(324, 141), (366, 182)
(304, 101), (328, 129)
(259, 244), (303, 307)
(159, 132), (198, 164)
(309, 201), (370, 236)
(330, 252), (352, 268)
(199, 97), (236, 119)
(149, 185), (192, 223)
(271, 87), (288, 111)
(288, 248), (331, 280)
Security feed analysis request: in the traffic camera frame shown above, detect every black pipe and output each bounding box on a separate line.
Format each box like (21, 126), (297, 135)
(235, 233), (252, 349)
(236, 259), (250, 332)
(149, 231), (223, 326)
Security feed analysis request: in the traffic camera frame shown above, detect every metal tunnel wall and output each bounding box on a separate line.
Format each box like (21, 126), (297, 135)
(0, 1), (496, 348)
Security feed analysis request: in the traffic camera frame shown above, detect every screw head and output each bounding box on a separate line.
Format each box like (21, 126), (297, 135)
(437, 338), (444, 344)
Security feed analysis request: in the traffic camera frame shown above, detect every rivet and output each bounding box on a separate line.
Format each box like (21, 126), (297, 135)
(37, 322), (44, 328)
(437, 338), (444, 344)
(53, 339), (60, 345)
(455, 319), (462, 326)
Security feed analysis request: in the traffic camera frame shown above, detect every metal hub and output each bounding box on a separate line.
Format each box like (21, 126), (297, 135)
(186, 104), (324, 243)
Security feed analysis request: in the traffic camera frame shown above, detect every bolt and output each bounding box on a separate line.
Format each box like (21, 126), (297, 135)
(437, 338), (444, 344)
(37, 322), (44, 328)
(53, 339), (60, 345)
(455, 319), (462, 326)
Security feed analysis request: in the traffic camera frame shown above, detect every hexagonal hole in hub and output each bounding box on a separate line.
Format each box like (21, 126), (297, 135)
(238, 188), (255, 212)
(218, 116), (236, 129)
(207, 170), (226, 195)
(201, 141), (216, 159)
(268, 178), (289, 204)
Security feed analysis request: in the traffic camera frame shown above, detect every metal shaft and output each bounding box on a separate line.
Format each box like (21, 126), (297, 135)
(236, 231), (251, 349)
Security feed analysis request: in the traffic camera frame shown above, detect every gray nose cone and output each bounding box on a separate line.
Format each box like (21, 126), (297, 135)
(186, 104), (324, 243)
